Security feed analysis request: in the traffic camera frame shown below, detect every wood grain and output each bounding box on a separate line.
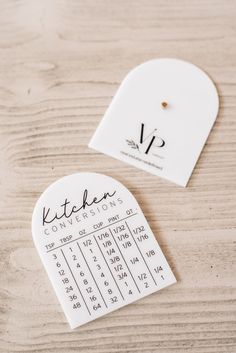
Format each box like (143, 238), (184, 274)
(0, 1), (236, 352)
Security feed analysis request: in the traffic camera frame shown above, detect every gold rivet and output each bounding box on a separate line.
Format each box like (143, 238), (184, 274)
(161, 101), (168, 108)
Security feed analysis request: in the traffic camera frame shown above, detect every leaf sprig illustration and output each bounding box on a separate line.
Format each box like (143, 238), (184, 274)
(126, 139), (140, 151)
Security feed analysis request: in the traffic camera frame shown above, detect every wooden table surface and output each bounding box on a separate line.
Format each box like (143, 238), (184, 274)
(1, 1), (236, 352)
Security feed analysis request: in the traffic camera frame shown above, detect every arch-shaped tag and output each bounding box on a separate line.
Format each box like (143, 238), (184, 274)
(32, 173), (176, 329)
(89, 59), (219, 186)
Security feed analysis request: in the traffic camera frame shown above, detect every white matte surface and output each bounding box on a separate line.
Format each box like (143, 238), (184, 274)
(32, 173), (176, 329)
(89, 59), (219, 186)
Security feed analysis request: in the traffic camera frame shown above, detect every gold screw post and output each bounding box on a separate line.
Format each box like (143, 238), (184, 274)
(161, 101), (168, 109)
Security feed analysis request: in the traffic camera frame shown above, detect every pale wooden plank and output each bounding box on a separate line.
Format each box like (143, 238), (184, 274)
(0, 0), (236, 352)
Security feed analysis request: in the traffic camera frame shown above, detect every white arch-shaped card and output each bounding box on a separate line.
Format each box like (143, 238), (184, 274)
(32, 173), (176, 329)
(89, 59), (219, 186)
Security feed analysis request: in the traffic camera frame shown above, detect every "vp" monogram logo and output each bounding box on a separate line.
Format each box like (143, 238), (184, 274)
(140, 123), (165, 154)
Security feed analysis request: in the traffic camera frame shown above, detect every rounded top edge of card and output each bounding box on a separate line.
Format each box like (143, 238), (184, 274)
(31, 172), (139, 241)
(121, 58), (219, 117)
